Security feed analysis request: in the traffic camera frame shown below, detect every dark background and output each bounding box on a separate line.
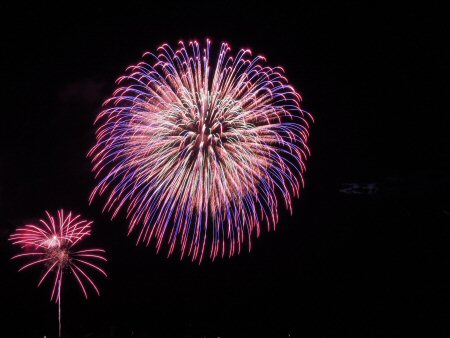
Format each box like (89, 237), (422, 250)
(1, 2), (448, 337)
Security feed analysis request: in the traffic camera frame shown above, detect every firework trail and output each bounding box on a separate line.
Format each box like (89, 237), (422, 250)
(10, 210), (107, 337)
(90, 39), (312, 262)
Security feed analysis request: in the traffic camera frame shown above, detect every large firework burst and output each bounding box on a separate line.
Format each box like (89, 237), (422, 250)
(90, 39), (312, 262)
(10, 210), (107, 337)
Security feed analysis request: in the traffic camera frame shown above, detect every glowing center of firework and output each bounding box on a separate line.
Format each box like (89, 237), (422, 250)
(193, 115), (224, 151)
(43, 235), (62, 248)
(48, 246), (70, 266)
(178, 95), (245, 155)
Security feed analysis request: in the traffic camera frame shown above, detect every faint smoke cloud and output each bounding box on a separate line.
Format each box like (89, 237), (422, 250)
(58, 79), (107, 105)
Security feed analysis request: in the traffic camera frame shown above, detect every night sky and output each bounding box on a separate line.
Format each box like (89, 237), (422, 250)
(1, 3), (448, 337)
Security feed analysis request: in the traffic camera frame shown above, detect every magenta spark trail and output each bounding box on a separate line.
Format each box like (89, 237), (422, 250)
(90, 39), (312, 262)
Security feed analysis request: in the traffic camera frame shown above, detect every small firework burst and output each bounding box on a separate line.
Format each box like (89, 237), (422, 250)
(10, 210), (107, 337)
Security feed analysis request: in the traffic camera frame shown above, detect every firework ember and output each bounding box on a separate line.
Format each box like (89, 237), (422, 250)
(89, 39), (312, 262)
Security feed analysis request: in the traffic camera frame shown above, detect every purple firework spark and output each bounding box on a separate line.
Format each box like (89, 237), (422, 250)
(89, 39), (312, 262)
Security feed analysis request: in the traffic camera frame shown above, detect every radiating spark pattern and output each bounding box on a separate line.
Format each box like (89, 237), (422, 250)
(89, 39), (312, 262)
(9, 210), (107, 301)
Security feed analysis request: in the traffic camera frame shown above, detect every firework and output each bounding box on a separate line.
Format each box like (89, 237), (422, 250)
(10, 210), (107, 337)
(90, 39), (312, 262)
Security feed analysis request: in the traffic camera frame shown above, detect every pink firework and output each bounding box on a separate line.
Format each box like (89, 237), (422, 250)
(90, 39), (312, 262)
(10, 210), (107, 337)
